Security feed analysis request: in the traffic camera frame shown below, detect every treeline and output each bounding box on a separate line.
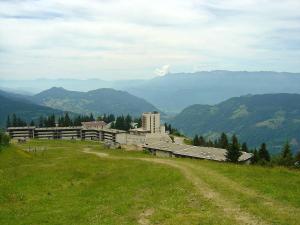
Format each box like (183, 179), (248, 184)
(6, 113), (142, 131)
(6, 113), (99, 128)
(6, 114), (27, 127)
(192, 132), (300, 167)
(111, 115), (141, 131)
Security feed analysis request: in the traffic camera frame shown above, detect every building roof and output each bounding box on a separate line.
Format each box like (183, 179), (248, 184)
(7, 126), (36, 130)
(144, 142), (252, 162)
(81, 121), (107, 127)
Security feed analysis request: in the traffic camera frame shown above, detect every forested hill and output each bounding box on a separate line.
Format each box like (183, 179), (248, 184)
(31, 87), (160, 117)
(0, 91), (64, 128)
(170, 93), (300, 153)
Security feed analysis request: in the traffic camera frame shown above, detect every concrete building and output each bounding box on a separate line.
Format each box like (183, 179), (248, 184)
(7, 126), (126, 143)
(142, 111), (159, 133)
(129, 112), (165, 135)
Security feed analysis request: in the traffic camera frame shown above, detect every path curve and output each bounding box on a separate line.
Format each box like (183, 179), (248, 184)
(82, 149), (269, 225)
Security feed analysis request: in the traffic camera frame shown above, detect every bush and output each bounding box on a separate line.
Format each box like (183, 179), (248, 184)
(0, 131), (10, 148)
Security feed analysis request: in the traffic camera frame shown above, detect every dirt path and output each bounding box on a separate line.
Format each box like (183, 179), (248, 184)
(178, 161), (300, 223)
(82, 149), (271, 225)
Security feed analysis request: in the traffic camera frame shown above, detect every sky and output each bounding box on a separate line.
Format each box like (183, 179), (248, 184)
(0, 0), (300, 80)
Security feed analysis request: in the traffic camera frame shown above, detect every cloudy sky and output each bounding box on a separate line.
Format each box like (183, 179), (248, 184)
(0, 0), (300, 80)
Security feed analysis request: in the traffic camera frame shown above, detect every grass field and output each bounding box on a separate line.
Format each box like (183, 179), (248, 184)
(1, 140), (299, 225)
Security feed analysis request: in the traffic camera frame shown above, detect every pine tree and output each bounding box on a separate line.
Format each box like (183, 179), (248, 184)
(39, 116), (44, 127)
(64, 113), (72, 127)
(30, 120), (35, 126)
(258, 143), (270, 162)
(207, 140), (214, 147)
(295, 151), (300, 165)
(219, 132), (229, 149)
(125, 114), (132, 131)
(241, 142), (249, 152)
(89, 113), (95, 121)
(193, 135), (199, 146)
(226, 135), (242, 163)
(251, 149), (259, 164)
(6, 116), (11, 128)
(199, 136), (206, 146)
(12, 114), (17, 127)
(278, 142), (293, 166)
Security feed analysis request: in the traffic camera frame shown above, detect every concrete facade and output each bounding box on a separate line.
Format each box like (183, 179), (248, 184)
(141, 112), (165, 134)
(7, 126), (126, 143)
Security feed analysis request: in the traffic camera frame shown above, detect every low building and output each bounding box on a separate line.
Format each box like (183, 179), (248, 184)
(144, 142), (252, 163)
(7, 126), (126, 143)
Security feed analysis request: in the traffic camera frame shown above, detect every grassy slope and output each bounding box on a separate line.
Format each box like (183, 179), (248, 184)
(0, 140), (299, 225)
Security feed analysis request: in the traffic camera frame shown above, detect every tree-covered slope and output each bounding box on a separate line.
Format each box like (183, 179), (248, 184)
(32, 87), (160, 117)
(171, 94), (300, 153)
(0, 91), (64, 128)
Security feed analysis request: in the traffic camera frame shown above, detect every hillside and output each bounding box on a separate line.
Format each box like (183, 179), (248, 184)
(32, 87), (160, 117)
(171, 93), (300, 153)
(1, 140), (299, 225)
(0, 91), (64, 128)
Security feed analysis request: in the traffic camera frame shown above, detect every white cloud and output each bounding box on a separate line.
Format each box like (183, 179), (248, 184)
(0, 0), (299, 80)
(154, 65), (170, 76)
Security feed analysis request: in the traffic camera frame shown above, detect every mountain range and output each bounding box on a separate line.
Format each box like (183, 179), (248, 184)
(2, 71), (300, 113)
(170, 93), (300, 153)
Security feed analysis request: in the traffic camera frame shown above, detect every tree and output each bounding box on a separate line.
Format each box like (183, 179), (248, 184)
(115, 115), (125, 130)
(207, 140), (214, 147)
(295, 151), (300, 167)
(278, 142), (294, 166)
(295, 151), (300, 162)
(193, 135), (199, 146)
(0, 131), (10, 148)
(134, 117), (142, 128)
(258, 143), (270, 162)
(198, 136), (206, 146)
(219, 132), (229, 149)
(39, 116), (44, 127)
(6, 116), (11, 128)
(241, 142), (249, 152)
(124, 114), (132, 131)
(226, 135), (242, 163)
(12, 114), (17, 127)
(64, 113), (72, 127)
(251, 149), (259, 164)
(30, 120), (35, 126)
(89, 113), (95, 121)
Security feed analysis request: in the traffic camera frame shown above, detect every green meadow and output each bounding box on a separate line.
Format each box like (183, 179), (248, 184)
(1, 140), (299, 225)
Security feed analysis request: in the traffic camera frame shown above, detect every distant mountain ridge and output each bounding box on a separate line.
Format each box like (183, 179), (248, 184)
(126, 71), (300, 113)
(170, 93), (300, 153)
(2, 70), (300, 113)
(31, 87), (160, 117)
